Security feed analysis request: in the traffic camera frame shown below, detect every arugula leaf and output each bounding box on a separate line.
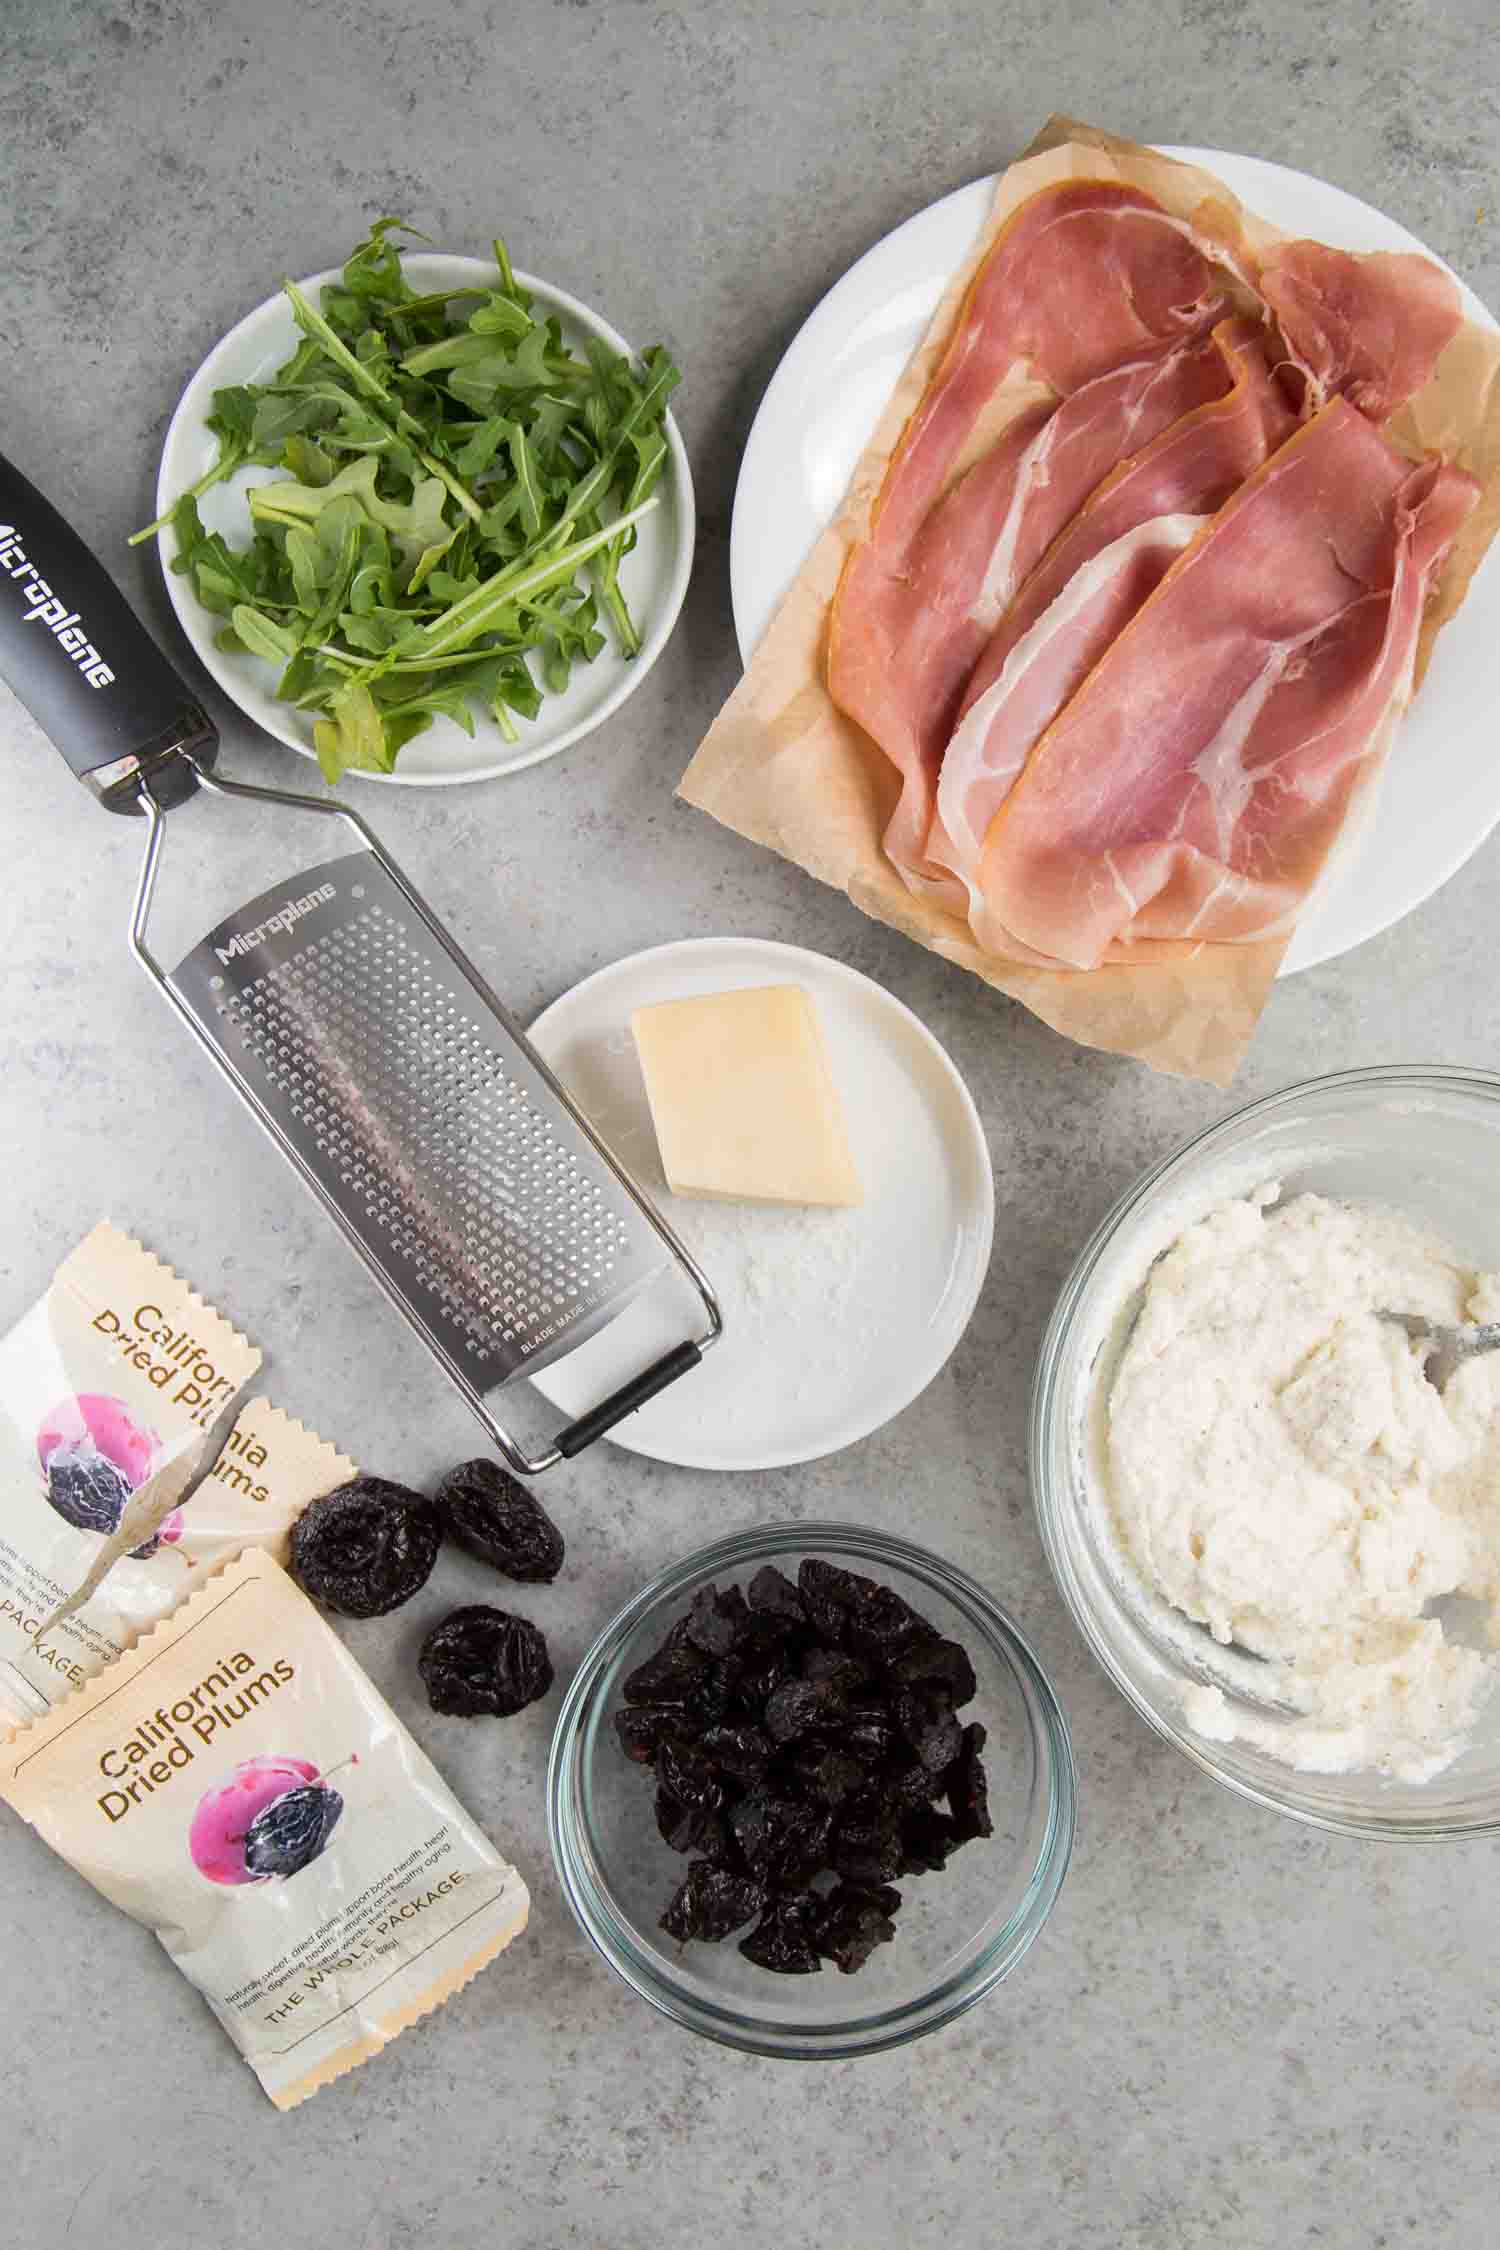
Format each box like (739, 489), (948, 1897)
(137, 223), (682, 777)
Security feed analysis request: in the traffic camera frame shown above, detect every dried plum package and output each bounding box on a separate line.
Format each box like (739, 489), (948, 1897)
(0, 1223), (262, 1721)
(0, 1546), (530, 2108)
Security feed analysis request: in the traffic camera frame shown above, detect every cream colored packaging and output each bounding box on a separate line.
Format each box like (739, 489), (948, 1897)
(0, 1224), (262, 1719)
(0, 1546), (530, 2108)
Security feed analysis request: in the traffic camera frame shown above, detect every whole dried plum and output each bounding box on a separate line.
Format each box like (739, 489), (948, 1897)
(888, 1634), (979, 1706)
(684, 1582), (750, 1656)
(242, 1781), (343, 1879)
(434, 1458), (564, 1583)
(815, 1883), (901, 1974)
(660, 1861), (765, 1944)
(45, 1447), (133, 1537)
(289, 1476), (442, 1618)
(947, 1722), (993, 1842)
(419, 1605), (553, 1717)
(739, 1891), (823, 1975)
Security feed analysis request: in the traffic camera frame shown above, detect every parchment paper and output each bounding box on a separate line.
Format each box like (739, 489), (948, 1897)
(679, 118), (1500, 1083)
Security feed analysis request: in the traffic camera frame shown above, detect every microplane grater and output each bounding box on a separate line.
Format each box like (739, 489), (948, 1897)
(0, 449), (721, 1473)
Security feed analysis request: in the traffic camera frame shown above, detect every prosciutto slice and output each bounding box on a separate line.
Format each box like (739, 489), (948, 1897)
(832, 332), (1233, 902)
(828, 180), (1234, 904)
(1258, 241), (1463, 422)
(969, 401), (1478, 969)
(929, 318), (1299, 920)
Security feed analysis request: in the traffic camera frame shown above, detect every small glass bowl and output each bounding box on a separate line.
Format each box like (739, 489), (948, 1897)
(547, 1522), (1075, 2057)
(1032, 1064), (1500, 1840)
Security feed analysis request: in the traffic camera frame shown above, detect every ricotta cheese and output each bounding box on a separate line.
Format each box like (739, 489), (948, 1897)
(1103, 1188), (1500, 1780)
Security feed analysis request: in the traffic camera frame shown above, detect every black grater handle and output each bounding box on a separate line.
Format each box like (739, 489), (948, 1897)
(552, 1340), (705, 1460)
(0, 450), (217, 813)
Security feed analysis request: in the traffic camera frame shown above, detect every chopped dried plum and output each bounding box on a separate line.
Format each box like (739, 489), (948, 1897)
(614, 1704), (691, 1764)
(895, 1683), (964, 1776)
(801, 1646), (868, 1695)
(845, 1583), (929, 1663)
(656, 1735), (724, 1815)
(815, 1883), (900, 1974)
(621, 1617), (711, 1705)
(888, 1634), (979, 1707)
(843, 1700), (898, 1765)
(655, 1785), (725, 1855)
(289, 1476), (442, 1618)
(831, 1791), (904, 1886)
(899, 1804), (959, 1873)
(699, 1723), (772, 1781)
(747, 1564), (805, 1623)
(728, 1790), (832, 1889)
(786, 1741), (867, 1806)
(947, 1722), (993, 1841)
(764, 1674), (848, 1745)
(614, 1561), (992, 1978)
(418, 1605), (553, 1717)
(684, 1582), (750, 1656)
(434, 1458), (564, 1583)
(44, 1446), (131, 1536)
(796, 1557), (859, 1644)
(660, 1860), (766, 1944)
(739, 1891), (823, 1975)
(242, 1782), (343, 1879)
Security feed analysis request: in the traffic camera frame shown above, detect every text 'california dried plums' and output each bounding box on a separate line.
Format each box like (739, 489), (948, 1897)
(288, 1477), (442, 1618)
(419, 1605), (554, 1718)
(615, 1557), (993, 1974)
(435, 1459), (565, 1583)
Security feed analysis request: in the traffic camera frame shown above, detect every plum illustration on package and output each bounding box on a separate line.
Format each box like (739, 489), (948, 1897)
(191, 1753), (354, 1885)
(37, 1393), (184, 1556)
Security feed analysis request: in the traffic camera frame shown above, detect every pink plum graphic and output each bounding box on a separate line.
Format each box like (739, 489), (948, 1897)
(190, 1754), (354, 1885)
(36, 1394), (180, 1556)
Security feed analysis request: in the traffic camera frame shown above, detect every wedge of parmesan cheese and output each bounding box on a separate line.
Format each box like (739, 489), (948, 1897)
(630, 985), (862, 1208)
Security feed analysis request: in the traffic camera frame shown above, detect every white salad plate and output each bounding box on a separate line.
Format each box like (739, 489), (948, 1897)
(729, 149), (1500, 976)
(526, 937), (994, 1471)
(154, 255), (694, 786)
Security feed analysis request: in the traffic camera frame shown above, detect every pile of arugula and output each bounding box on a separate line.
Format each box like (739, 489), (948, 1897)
(137, 221), (679, 781)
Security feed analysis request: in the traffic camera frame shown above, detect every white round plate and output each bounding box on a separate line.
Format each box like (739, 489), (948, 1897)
(155, 255), (694, 786)
(526, 937), (994, 1470)
(729, 150), (1500, 975)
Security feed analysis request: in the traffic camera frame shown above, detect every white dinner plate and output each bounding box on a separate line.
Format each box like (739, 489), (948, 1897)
(155, 255), (694, 786)
(729, 149), (1500, 975)
(526, 937), (994, 1470)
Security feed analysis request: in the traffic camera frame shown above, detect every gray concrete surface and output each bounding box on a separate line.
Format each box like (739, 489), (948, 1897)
(2, 1), (1498, 2243)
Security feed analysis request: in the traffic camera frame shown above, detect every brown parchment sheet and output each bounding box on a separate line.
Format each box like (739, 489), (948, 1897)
(679, 117), (1500, 1084)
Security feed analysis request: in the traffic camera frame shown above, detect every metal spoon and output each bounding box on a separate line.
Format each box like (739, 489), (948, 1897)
(1379, 1311), (1500, 1391)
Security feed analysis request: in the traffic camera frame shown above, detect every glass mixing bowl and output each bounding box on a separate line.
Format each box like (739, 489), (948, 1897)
(548, 1522), (1075, 2056)
(1032, 1065), (1500, 1840)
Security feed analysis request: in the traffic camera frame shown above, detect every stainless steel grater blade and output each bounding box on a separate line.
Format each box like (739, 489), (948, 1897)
(0, 449), (721, 1477)
(170, 846), (672, 1390)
